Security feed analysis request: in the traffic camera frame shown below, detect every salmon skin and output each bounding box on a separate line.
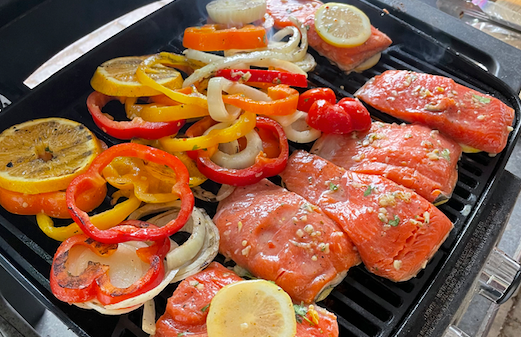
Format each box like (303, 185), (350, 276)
(154, 262), (340, 337)
(305, 15), (392, 74)
(355, 70), (515, 154)
(311, 121), (462, 204)
(213, 179), (361, 304)
(280, 150), (454, 282)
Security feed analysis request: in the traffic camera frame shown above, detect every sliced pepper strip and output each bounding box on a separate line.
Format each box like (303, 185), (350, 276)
(37, 192), (141, 241)
(125, 87), (210, 123)
(215, 69), (308, 87)
(66, 143), (194, 244)
(182, 24), (268, 51)
(0, 183), (106, 219)
(87, 91), (185, 140)
(103, 157), (179, 204)
(159, 111), (256, 153)
(195, 116), (289, 186)
(50, 225), (170, 305)
(129, 139), (208, 188)
(222, 84), (298, 116)
(136, 53), (208, 108)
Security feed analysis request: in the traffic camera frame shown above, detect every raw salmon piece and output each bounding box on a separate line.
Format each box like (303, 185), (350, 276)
(311, 121), (462, 203)
(305, 15), (392, 74)
(280, 150), (454, 282)
(355, 70), (515, 154)
(267, 0), (324, 29)
(213, 179), (361, 304)
(153, 262), (339, 337)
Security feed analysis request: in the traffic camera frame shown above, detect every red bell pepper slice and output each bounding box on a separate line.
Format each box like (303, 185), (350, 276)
(215, 69), (308, 88)
(66, 143), (194, 244)
(194, 116), (289, 186)
(87, 91), (185, 140)
(50, 224), (170, 305)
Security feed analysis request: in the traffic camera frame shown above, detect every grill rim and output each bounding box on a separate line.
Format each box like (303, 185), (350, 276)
(0, 0), (520, 336)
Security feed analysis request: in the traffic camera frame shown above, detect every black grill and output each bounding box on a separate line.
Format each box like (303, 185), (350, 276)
(0, 0), (520, 336)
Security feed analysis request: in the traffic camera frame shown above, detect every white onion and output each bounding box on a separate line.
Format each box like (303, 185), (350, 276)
(67, 241), (150, 289)
(104, 268), (179, 310)
(207, 77), (242, 122)
(183, 49), (224, 64)
(192, 184), (236, 202)
(294, 52), (317, 73)
(74, 301), (142, 315)
(269, 26), (300, 54)
(206, 0), (267, 25)
(142, 300), (156, 335)
(183, 51), (306, 87)
(270, 109), (305, 127)
(211, 129), (263, 169)
(172, 208), (220, 282)
(281, 111), (322, 143)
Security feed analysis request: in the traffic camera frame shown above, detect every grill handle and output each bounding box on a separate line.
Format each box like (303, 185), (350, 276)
(478, 247), (521, 304)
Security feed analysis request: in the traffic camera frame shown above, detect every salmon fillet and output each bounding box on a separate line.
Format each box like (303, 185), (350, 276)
(213, 179), (361, 304)
(355, 70), (515, 154)
(280, 150), (453, 282)
(154, 262), (339, 337)
(305, 15), (392, 74)
(311, 121), (462, 203)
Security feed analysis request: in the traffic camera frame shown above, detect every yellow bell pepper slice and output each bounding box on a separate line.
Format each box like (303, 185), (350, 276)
(159, 111), (257, 153)
(136, 52), (208, 108)
(36, 193), (141, 241)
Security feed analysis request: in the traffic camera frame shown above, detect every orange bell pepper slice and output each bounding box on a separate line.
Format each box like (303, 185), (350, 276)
(183, 24), (268, 51)
(221, 84), (299, 116)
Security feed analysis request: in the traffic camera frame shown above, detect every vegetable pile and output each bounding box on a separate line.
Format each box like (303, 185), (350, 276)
(0, 0), (375, 335)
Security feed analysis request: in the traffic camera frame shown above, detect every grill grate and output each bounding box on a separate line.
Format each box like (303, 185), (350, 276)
(0, 0), (520, 336)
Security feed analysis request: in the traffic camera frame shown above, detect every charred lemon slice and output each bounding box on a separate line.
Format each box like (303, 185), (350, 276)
(0, 118), (102, 194)
(315, 2), (372, 48)
(90, 55), (183, 97)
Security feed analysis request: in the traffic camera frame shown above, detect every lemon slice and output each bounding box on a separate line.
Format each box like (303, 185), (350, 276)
(314, 3), (372, 48)
(90, 55), (183, 97)
(207, 280), (297, 337)
(0, 118), (102, 194)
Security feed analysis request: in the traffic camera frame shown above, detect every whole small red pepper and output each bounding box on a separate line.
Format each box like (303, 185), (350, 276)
(87, 91), (185, 140)
(194, 116), (289, 186)
(215, 69), (308, 88)
(306, 97), (371, 134)
(50, 224), (170, 305)
(66, 143), (194, 244)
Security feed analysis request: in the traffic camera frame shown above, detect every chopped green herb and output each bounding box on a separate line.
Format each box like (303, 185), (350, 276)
(201, 304), (210, 312)
(473, 94), (491, 104)
(308, 176), (313, 183)
(294, 303), (313, 325)
(177, 333), (188, 337)
(364, 185), (373, 197)
(329, 182), (338, 191)
(389, 215), (400, 227)
(44, 146), (53, 153)
(440, 148), (451, 161)
(192, 145), (199, 151)
(304, 98), (310, 103)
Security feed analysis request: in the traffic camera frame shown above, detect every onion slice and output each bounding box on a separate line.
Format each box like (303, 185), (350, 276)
(192, 184), (236, 202)
(211, 129), (263, 169)
(206, 0), (267, 25)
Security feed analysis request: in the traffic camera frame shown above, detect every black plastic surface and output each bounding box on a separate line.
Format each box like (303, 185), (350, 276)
(1, 0), (521, 337)
(0, 0), (157, 103)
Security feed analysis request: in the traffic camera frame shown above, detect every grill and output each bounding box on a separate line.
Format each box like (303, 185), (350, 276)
(1, 0), (521, 336)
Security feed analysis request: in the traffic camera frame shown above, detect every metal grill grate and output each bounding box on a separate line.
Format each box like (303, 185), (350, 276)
(0, 0), (520, 336)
